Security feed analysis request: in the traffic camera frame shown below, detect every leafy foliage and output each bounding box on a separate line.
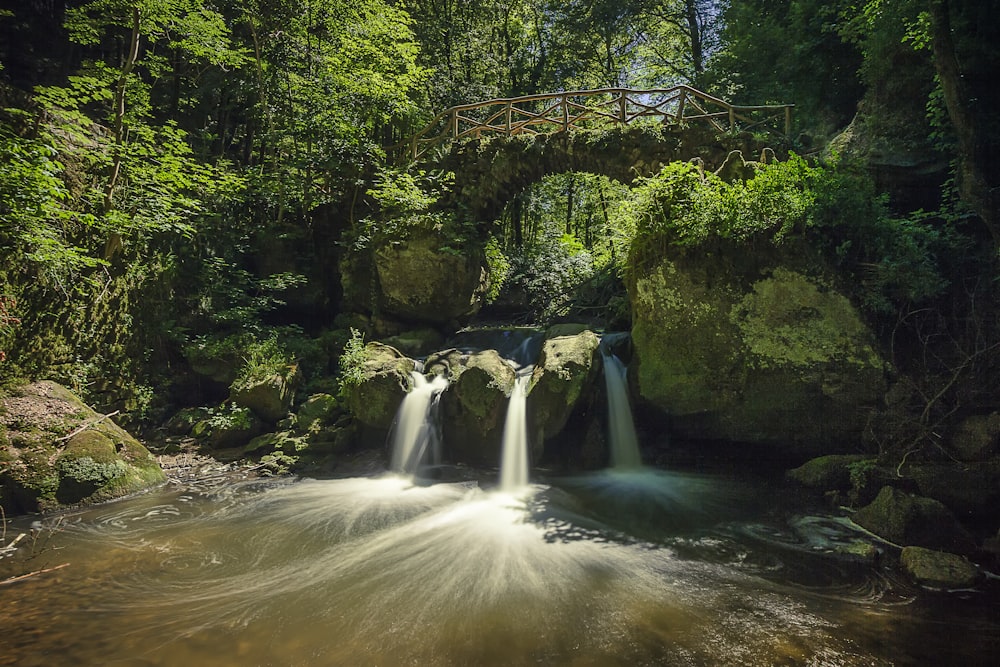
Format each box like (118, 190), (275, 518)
(336, 328), (368, 400)
(619, 155), (953, 312)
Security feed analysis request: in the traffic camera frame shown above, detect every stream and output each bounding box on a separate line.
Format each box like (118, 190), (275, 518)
(2, 460), (998, 666)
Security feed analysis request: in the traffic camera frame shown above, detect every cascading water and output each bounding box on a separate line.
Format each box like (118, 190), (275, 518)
(601, 349), (643, 469)
(499, 371), (532, 491)
(389, 372), (449, 475)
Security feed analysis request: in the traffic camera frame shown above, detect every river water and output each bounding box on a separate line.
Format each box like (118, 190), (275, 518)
(2, 464), (998, 666)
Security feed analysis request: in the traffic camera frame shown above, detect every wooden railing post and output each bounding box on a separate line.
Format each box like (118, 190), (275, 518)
(785, 106), (792, 136)
(562, 93), (569, 131)
(505, 101), (512, 135)
(728, 107), (735, 133)
(451, 109), (458, 138)
(677, 89), (686, 122)
(619, 91), (627, 124)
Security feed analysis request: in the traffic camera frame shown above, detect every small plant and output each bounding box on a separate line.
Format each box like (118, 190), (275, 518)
(232, 335), (292, 390)
(337, 328), (368, 399)
(205, 403), (254, 431)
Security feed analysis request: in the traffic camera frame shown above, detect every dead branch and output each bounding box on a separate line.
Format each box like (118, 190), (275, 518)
(56, 410), (121, 443)
(0, 562), (70, 586)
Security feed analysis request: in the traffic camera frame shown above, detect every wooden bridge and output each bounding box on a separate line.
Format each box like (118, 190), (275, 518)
(393, 85), (793, 161)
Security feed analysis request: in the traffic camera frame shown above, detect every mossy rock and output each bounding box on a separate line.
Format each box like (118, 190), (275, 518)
(900, 546), (979, 589)
(440, 349), (516, 467)
(373, 228), (488, 325)
(345, 342), (416, 431)
(528, 330), (601, 451)
(630, 248), (887, 455)
(787, 455), (870, 489)
(0, 381), (165, 514)
(296, 393), (340, 431)
(852, 486), (976, 555)
(230, 364), (300, 423)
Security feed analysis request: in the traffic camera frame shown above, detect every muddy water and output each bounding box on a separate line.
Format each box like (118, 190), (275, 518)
(2, 468), (998, 666)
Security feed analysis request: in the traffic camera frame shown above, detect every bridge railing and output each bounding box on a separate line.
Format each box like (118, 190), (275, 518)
(391, 86), (793, 162)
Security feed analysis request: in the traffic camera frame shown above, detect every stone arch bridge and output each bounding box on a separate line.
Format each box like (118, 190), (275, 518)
(393, 86), (793, 221)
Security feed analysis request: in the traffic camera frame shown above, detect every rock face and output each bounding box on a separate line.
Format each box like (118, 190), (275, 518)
(629, 244), (887, 454)
(345, 342), (416, 431)
(528, 329), (601, 456)
(852, 486), (976, 555)
(0, 381), (165, 514)
(373, 229), (488, 325)
(438, 349), (516, 467)
(900, 546), (979, 589)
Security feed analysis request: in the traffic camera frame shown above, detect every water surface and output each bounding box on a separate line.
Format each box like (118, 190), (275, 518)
(2, 467), (998, 666)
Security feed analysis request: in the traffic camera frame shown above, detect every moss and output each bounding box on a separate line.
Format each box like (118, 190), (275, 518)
(731, 268), (882, 371)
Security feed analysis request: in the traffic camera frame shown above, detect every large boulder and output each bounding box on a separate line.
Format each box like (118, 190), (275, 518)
(0, 381), (165, 514)
(230, 364), (300, 423)
(905, 461), (1000, 519)
(373, 229), (488, 325)
(900, 546), (979, 589)
(949, 413), (1000, 462)
(528, 329), (601, 456)
(438, 349), (516, 467)
(629, 245), (887, 455)
(851, 486), (976, 555)
(345, 342), (416, 431)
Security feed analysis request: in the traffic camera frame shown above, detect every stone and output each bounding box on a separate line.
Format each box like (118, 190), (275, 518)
(0, 381), (165, 514)
(345, 342), (416, 431)
(296, 393), (340, 432)
(374, 229), (488, 325)
(949, 413), (1000, 461)
(230, 365), (300, 423)
(528, 330), (601, 451)
(905, 461), (1000, 518)
(787, 455), (870, 489)
(900, 546), (979, 589)
(440, 349), (516, 466)
(851, 486), (977, 555)
(629, 247), (887, 455)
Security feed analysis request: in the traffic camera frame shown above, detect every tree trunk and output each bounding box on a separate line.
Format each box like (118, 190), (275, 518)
(102, 6), (142, 260)
(929, 0), (998, 244)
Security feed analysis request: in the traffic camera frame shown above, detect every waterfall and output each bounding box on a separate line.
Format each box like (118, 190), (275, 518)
(389, 372), (449, 475)
(499, 372), (531, 491)
(601, 350), (643, 469)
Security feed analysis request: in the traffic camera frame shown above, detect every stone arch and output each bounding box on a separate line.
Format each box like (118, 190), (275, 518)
(425, 125), (787, 224)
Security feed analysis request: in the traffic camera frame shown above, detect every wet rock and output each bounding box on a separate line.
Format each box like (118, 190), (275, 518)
(852, 486), (976, 555)
(900, 546), (979, 589)
(528, 330), (601, 452)
(440, 349), (516, 466)
(345, 342), (416, 430)
(0, 381), (165, 514)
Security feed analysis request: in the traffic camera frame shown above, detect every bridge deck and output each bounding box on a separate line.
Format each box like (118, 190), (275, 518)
(392, 86), (792, 161)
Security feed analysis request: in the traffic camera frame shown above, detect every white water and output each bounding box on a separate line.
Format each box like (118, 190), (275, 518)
(602, 350), (643, 469)
(389, 372), (449, 474)
(499, 372), (531, 491)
